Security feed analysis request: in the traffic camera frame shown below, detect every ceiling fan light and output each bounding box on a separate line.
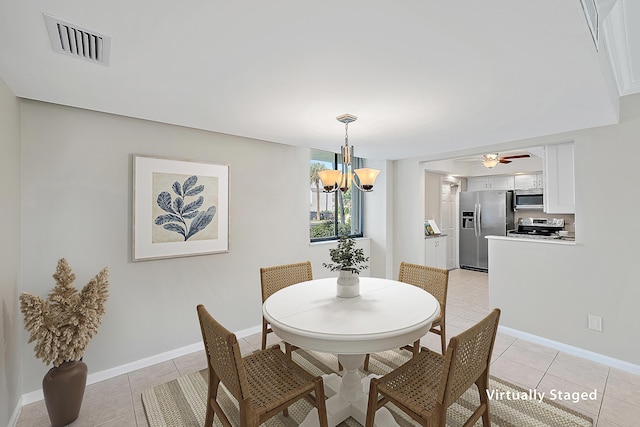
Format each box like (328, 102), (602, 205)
(483, 158), (500, 168)
(482, 153), (500, 169)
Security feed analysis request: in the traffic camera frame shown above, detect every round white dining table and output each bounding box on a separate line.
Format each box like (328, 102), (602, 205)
(262, 277), (440, 427)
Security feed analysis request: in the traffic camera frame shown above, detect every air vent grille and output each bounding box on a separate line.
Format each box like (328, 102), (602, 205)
(579, 0), (599, 50)
(44, 14), (111, 65)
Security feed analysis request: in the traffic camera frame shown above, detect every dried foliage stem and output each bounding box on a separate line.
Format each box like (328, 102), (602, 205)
(20, 258), (109, 367)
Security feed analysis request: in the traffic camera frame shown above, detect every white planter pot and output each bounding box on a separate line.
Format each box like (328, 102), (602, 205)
(336, 270), (360, 298)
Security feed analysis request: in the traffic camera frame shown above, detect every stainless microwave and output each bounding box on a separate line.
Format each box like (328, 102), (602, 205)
(514, 189), (544, 210)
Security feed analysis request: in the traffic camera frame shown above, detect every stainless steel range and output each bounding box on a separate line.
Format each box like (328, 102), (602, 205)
(508, 218), (565, 240)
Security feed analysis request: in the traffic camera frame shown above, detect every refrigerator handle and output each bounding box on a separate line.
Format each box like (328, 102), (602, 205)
(474, 203), (478, 237)
(477, 203), (482, 237)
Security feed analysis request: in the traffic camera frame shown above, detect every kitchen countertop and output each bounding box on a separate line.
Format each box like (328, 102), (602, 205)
(486, 235), (576, 246)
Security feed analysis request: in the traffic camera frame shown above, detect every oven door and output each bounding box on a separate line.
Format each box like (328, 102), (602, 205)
(514, 189), (544, 210)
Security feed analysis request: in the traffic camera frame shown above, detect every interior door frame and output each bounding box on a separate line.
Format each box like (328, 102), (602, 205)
(440, 176), (460, 270)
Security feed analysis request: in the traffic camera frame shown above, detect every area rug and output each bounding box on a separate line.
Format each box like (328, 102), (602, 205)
(142, 348), (593, 427)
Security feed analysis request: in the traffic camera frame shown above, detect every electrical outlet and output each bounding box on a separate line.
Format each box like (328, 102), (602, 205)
(588, 315), (603, 332)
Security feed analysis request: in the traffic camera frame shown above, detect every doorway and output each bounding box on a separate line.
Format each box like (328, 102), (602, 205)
(440, 177), (459, 270)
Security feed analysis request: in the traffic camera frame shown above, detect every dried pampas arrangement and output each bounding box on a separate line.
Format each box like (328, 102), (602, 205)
(20, 258), (109, 367)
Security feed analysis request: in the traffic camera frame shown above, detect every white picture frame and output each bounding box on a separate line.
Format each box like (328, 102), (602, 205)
(133, 155), (229, 261)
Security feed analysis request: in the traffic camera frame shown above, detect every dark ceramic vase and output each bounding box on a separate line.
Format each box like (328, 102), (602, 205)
(42, 360), (87, 427)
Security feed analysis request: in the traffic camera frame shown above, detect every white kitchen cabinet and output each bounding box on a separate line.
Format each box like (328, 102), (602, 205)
(467, 177), (489, 191)
(425, 236), (447, 269)
(514, 173), (543, 189)
(466, 176), (514, 191)
(544, 142), (575, 213)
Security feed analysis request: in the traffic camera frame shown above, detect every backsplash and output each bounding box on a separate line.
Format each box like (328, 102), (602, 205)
(514, 212), (575, 232)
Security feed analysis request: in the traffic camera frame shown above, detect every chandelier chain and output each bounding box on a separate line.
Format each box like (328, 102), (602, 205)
(345, 122), (349, 145)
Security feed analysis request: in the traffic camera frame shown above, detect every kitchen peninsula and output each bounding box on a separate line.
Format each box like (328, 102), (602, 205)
(485, 233), (582, 363)
(487, 235), (575, 246)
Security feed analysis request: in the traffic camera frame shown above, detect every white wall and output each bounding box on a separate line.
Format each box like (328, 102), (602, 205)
(488, 93), (640, 366)
(18, 100), (378, 394)
(391, 157), (433, 280)
(364, 159), (394, 279)
(0, 76), (21, 426)
(393, 93), (640, 367)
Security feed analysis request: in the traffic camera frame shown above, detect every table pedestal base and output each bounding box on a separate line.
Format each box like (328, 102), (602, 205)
(298, 354), (400, 427)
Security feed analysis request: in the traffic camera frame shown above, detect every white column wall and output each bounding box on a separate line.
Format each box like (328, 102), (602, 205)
(0, 75), (22, 426)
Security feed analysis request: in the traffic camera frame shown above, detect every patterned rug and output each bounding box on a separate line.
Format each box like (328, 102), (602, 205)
(142, 348), (593, 427)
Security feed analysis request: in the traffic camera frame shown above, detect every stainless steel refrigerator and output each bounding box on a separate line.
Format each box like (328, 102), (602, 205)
(459, 190), (514, 271)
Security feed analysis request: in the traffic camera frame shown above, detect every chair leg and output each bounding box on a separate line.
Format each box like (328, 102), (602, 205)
(285, 342), (293, 359)
(261, 319), (268, 350)
(363, 354), (370, 371)
(240, 400), (258, 427)
(439, 324), (446, 355)
(476, 373), (491, 426)
(412, 340), (420, 358)
(204, 399), (214, 427)
(315, 378), (329, 427)
(365, 379), (379, 427)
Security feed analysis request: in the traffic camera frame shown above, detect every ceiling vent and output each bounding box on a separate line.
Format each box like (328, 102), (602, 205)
(579, 0), (599, 50)
(44, 14), (111, 65)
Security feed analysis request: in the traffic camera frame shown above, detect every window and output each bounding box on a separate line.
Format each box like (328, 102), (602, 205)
(309, 149), (364, 241)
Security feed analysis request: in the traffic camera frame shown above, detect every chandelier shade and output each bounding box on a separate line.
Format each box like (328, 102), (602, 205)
(353, 168), (380, 190)
(318, 169), (342, 192)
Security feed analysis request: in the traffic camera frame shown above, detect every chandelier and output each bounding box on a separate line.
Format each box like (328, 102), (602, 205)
(317, 114), (381, 193)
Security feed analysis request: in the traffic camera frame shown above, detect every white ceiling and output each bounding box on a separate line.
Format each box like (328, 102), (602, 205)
(0, 0), (638, 161)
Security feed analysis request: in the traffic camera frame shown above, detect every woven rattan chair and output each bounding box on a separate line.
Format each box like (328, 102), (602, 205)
(196, 304), (328, 427)
(399, 262), (449, 355)
(362, 262), (449, 371)
(365, 308), (501, 427)
(260, 261), (313, 356)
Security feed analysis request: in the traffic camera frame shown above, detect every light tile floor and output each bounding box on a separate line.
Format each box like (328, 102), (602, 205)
(16, 269), (640, 426)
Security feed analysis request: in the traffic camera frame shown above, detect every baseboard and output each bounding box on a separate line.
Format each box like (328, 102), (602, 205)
(7, 395), (23, 427)
(20, 323), (263, 406)
(499, 325), (640, 375)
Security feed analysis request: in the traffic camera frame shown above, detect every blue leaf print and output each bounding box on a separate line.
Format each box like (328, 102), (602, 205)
(157, 192), (174, 213)
(182, 211), (199, 219)
(183, 196), (204, 214)
(172, 181), (182, 196)
(155, 213), (182, 225)
(182, 176), (198, 194)
(155, 174), (214, 241)
(185, 206), (216, 240)
(173, 197), (184, 214)
(163, 223), (186, 237)
(184, 185), (204, 197)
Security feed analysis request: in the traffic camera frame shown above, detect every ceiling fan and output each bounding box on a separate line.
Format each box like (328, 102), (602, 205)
(482, 153), (530, 169)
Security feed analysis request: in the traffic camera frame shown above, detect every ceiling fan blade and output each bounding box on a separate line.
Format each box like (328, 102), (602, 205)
(499, 159), (512, 164)
(500, 154), (530, 160)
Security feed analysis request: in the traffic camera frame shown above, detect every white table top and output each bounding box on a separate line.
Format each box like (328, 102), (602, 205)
(262, 277), (440, 355)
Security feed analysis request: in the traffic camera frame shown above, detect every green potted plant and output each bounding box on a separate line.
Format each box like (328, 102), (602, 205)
(323, 235), (369, 297)
(19, 258), (109, 427)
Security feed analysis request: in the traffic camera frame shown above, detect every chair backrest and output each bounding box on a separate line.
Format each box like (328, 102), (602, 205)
(437, 308), (501, 407)
(260, 261), (313, 302)
(197, 304), (250, 402)
(398, 262), (449, 307)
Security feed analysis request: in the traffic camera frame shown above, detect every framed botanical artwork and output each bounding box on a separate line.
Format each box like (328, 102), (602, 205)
(133, 155), (229, 261)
